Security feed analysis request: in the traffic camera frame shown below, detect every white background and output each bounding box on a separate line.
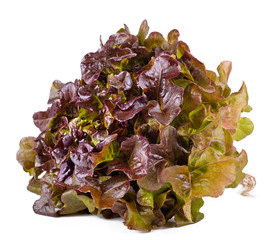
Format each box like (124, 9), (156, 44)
(1, 0), (277, 239)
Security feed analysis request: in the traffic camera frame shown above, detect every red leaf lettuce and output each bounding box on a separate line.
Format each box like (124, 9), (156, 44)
(16, 20), (255, 231)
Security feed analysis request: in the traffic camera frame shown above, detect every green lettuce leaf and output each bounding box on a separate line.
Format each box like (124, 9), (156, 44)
(90, 135), (120, 168)
(59, 189), (96, 215)
(221, 82), (249, 133)
(190, 156), (239, 198)
(16, 137), (36, 174)
(233, 117), (254, 141)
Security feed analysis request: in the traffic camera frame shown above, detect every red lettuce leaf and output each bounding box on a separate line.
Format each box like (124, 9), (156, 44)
(148, 78), (184, 126)
(108, 135), (150, 180)
(79, 175), (130, 209)
(114, 95), (148, 122)
(138, 52), (181, 99)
